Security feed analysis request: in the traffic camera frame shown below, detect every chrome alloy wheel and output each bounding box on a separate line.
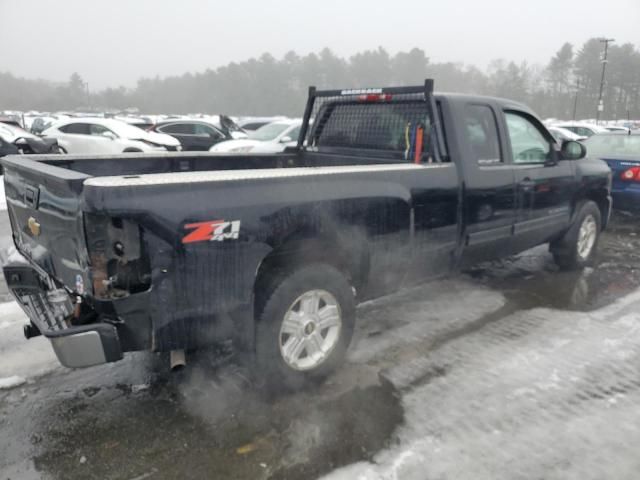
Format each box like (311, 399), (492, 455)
(278, 289), (342, 371)
(577, 214), (597, 260)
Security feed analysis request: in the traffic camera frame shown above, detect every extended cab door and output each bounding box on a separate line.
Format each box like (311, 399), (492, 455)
(504, 111), (574, 249)
(455, 101), (517, 263)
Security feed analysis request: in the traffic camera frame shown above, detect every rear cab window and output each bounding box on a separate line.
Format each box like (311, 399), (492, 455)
(308, 96), (435, 163)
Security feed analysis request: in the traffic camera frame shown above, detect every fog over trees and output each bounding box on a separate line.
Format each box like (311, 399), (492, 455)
(1, 37), (639, 120)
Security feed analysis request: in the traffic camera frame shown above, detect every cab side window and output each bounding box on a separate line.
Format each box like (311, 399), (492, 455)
(505, 112), (552, 164)
(463, 104), (502, 165)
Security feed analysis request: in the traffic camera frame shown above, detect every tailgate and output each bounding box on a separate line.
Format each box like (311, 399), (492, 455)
(2, 155), (91, 292)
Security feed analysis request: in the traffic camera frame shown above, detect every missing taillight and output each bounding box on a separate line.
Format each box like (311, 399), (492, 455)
(84, 214), (150, 298)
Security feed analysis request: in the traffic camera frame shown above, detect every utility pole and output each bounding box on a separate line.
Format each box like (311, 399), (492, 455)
(572, 78), (580, 120)
(596, 37), (614, 124)
(85, 81), (90, 111)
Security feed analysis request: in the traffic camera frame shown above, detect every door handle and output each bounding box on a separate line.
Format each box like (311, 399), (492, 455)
(519, 179), (535, 191)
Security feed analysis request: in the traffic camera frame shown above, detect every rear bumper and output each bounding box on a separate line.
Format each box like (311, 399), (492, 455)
(612, 189), (640, 212)
(3, 263), (123, 368)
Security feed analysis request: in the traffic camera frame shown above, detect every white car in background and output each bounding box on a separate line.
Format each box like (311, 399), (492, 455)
(210, 119), (301, 153)
(236, 116), (288, 131)
(604, 125), (631, 133)
(547, 126), (587, 143)
(552, 122), (608, 138)
(42, 118), (181, 154)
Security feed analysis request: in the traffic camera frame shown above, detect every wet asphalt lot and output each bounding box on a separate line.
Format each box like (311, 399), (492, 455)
(1, 209), (640, 480)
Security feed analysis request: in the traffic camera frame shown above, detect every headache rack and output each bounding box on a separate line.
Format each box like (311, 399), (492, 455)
(297, 79), (447, 162)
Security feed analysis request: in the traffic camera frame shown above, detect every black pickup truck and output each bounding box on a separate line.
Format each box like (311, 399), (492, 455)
(1, 81), (611, 388)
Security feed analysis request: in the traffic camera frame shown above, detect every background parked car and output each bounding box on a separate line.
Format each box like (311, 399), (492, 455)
(604, 125), (631, 133)
(584, 132), (640, 211)
(210, 119), (301, 153)
(552, 122), (609, 138)
(42, 118), (180, 154)
(150, 117), (244, 151)
(548, 126), (587, 143)
(236, 116), (287, 131)
(30, 116), (56, 134)
(0, 115), (23, 128)
(0, 123), (61, 174)
(116, 116), (156, 131)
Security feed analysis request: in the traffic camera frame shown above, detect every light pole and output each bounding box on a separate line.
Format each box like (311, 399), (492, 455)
(572, 78), (580, 120)
(85, 81), (90, 111)
(596, 37), (614, 124)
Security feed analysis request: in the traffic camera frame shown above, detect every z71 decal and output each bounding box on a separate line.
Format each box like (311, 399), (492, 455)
(182, 220), (241, 244)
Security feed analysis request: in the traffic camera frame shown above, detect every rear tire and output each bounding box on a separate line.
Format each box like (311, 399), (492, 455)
(123, 148), (143, 153)
(552, 201), (601, 270)
(255, 264), (355, 391)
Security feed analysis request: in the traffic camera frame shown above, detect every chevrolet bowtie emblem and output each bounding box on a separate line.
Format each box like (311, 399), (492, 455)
(28, 217), (41, 237)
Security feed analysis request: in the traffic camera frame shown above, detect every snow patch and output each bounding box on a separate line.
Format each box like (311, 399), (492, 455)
(0, 375), (26, 389)
(323, 286), (640, 480)
(0, 300), (23, 320)
(0, 301), (60, 380)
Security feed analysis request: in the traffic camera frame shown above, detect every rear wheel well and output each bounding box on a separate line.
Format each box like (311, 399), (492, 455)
(253, 233), (365, 316)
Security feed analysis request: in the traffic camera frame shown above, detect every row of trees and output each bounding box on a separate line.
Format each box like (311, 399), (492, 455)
(1, 38), (639, 120)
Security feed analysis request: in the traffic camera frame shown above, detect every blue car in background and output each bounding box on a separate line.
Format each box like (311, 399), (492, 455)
(583, 132), (640, 211)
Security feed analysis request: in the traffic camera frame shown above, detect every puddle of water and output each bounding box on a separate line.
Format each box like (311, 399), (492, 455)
(467, 213), (640, 313)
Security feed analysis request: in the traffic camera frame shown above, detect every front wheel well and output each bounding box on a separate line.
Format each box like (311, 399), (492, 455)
(584, 189), (610, 230)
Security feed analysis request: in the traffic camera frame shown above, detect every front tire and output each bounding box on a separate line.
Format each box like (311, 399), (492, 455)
(255, 264), (355, 391)
(552, 201), (601, 270)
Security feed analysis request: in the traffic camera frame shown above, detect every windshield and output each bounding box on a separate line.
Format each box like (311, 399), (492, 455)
(585, 134), (640, 157)
(248, 122), (291, 141)
(219, 115), (243, 133)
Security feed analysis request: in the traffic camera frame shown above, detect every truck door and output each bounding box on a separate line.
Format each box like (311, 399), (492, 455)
(457, 102), (517, 263)
(504, 111), (574, 249)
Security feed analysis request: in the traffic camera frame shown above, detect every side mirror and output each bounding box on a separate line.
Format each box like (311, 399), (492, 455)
(101, 131), (117, 140)
(560, 140), (586, 160)
(280, 136), (293, 143)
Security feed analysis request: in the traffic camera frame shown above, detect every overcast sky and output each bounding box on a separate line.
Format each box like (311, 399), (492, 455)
(1, 0), (638, 90)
